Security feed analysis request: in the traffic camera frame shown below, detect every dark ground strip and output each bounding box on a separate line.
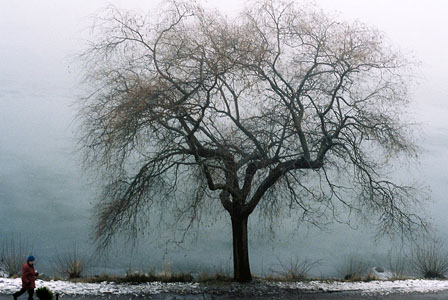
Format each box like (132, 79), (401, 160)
(3, 290), (448, 300)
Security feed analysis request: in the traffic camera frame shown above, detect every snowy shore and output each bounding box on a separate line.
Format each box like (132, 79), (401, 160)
(2, 278), (448, 297)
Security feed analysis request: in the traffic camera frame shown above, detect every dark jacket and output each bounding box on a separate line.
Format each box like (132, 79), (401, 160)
(21, 262), (37, 289)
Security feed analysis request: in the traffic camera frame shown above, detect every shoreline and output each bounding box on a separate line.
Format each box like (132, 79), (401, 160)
(3, 278), (448, 299)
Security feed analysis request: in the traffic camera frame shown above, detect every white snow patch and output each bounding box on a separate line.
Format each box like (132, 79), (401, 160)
(0, 278), (199, 296)
(1, 278), (448, 296)
(271, 279), (448, 296)
(367, 267), (394, 280)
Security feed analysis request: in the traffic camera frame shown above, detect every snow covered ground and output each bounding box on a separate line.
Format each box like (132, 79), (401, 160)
(2, 278), (448, 297)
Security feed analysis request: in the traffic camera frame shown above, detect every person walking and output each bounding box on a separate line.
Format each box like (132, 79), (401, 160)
(13, 256), (38, 300)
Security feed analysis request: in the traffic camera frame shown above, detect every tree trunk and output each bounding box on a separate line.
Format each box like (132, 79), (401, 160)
(231, 214), (252, 282)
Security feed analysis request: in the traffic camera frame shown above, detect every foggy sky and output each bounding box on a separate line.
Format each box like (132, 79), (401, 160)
(1, 0), (448, 276)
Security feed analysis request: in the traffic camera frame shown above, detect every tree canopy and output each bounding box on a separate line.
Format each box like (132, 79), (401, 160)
(78, 0), (426, 282)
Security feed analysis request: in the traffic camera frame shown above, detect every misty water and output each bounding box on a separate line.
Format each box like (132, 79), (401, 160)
(2, 0), (448, 280)
(0, 80), (444, 278)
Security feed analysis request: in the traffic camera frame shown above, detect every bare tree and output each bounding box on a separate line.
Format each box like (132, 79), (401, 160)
(77, 0), (426, 282)
(0, 237), (31, 277)
(53, 247), (89, 279)
(412, 240), (448, 279)
(271, 257), (321, 281)
(337, 255), (371, 281)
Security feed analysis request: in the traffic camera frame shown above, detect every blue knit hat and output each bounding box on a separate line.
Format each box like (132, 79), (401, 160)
(27, 255), (35, 262)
